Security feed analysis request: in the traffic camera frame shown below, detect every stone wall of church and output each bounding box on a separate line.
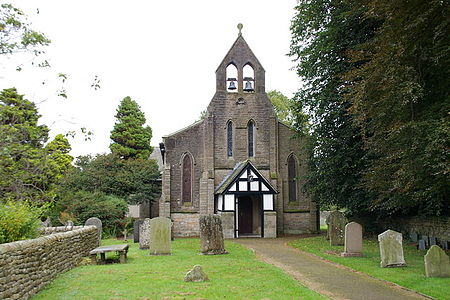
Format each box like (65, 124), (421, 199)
(171, 213), (200, 237)
(208, 93), (277, 172)
(164, 122), (205, 213)
(277, 122), (316, 233)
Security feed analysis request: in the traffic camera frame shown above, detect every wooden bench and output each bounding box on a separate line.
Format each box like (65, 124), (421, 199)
(89, 244), (129, 264)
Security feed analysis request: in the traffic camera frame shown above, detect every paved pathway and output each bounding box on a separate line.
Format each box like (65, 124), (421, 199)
(234, 237), (431, 300)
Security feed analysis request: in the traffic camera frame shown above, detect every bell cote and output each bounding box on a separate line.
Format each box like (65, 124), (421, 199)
(216, 24), (265, 93)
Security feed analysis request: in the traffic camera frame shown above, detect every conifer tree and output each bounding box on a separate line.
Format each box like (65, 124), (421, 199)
(110, 96), (153, 159)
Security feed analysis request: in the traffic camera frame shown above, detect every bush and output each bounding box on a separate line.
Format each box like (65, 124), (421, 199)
(54, 191), (128, 235)
(0, 201), (42, 243)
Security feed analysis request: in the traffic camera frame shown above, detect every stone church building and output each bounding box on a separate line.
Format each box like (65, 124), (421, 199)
(159, 28), (318, 238)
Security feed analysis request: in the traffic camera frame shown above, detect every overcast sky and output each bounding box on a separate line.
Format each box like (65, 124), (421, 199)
(1, 0), (301, 158)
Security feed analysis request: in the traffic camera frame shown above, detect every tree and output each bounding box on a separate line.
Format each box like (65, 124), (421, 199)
(0, 88), (50, 202)
(0, 3), (50, 56)
(60, 154), (161, 205)
(0, 88), (73, 203)
(45, 134), (74, 182)
(267, 90), (295, 127)
(345, 0), (450, 216)
(110, 96), (153, 159)
(289, 0), (379, 215)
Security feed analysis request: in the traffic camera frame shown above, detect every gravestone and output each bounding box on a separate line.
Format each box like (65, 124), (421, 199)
(328, 211), (347, 246)
(133, 219), (144, 243)
(85, 217), (102, 243)
(441, 240), (449, 251)
(418, 240), (426, 250)
(139, 218), (151, 249)
(409, 232), (418, 243)
(378, 229), (406, 268)
(184, 265), (209, 282)
(424, 245), (450, 278)
(149, 217), (171, 255)
(429, 237), (437, 246)
(422, 235), (429, 248)
(199, 215), (227, 255)
(66, 220), (74, 227)
(325, 214), (331, 240)
(341, 222), (363, 257)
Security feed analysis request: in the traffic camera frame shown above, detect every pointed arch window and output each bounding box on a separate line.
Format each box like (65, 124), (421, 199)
(227, 121), (233, 157)
(226, 64), (238, 93)
(248, 120), (255, 157)
(182, 154), (192, 203)
(288, 154), (297, 202)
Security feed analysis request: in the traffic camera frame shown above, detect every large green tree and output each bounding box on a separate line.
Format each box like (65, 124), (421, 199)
(61, 154), (161, 205)
(346, 0), (450, 216)
(267, 90), (295, 126)
(289, 0), (379, 214)
(0, 88), (50, 202)
(110, 96), (153, 159)
(0, 88), (73, 203)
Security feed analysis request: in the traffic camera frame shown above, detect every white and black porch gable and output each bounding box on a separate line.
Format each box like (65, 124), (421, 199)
(215, 160), (277, 212)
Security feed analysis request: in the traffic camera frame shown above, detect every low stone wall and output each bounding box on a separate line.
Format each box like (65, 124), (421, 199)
(171, 213), (200, 237)
(0, 226), (99, 300)
(39, 225), (84, 235)
(378, 216), (450, 241)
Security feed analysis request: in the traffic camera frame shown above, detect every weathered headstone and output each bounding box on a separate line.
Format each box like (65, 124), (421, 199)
(441, 240), (449, 251)
(139, 218), (151, 249)
(409, 232), (418, 243)
(341, 222), (363, 257)
(424, 245), (450, 278)
(184, 265), (209, 282)
(149, 217), (171, 255)
(422, 235), (429, 248)
(325, 214), (331, 240)
(429, 237), (437, 246)
(378, 229), (406, 268)
(85, 217), (102, 243)
(133, 219), (144, 243)
(66, 220), (74, 227)
(199, 215), (227, 255)
(418, 240), (426, 250)
(328, 211), (347, 246)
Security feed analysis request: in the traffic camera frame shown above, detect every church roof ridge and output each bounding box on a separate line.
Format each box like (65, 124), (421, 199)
(163, 118), (204, 138)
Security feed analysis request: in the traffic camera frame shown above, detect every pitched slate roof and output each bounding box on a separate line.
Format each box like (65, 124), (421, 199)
(214, 160), (277, 194)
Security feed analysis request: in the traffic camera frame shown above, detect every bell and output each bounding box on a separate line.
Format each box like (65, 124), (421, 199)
(243, 80), (254, 92)
(228, 80), (237, 90)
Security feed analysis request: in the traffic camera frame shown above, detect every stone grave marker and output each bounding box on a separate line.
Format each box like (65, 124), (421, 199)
(341, 222), (363, 257)
(184, 265), (209, 282)
(41, 217), (52, 228)
(418, 240), (426, 250)
(139, 218), (151, 249)
(85, 217), (102, 243)
(378, 229), (406, 268)
(441, 240), (449, 251)
(199, 215), (227, 255)
(429, 237), (437, 246)
(133, 219), (144, 243)
(409, 232), (418, 243)
(328, 211), (347, 246)
(325, 214), (331, 240)
(424, 245), (450, 278)
(149, 217), (172, 255)
(422, 235), (429, 248)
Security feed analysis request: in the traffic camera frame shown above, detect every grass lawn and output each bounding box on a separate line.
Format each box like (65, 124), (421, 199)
(289, 234), (450, 300)
(33, 238), (326, 300)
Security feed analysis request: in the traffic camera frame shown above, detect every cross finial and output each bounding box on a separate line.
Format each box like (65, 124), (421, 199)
(237, 23), (243, 36)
